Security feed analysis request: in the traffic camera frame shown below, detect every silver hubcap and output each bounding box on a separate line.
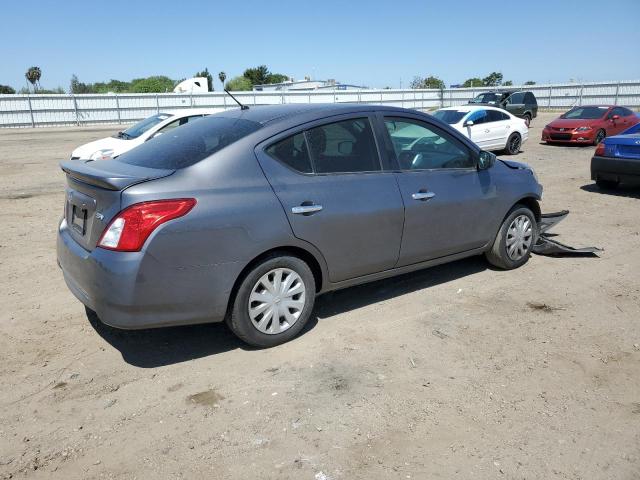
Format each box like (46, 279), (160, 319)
(248, 268), (306, 335)
(506, 214), (533, 261)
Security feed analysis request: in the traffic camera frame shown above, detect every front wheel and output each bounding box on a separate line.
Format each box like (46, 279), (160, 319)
(523, 114), (531, 127)
(503, 133), (522, 155)
(485, 206), (537, 270)
(594, 129), (606, 145)
(227, 254), (316, 347)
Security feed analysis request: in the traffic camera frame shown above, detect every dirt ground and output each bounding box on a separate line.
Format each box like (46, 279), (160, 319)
(1, 112), (639, 480)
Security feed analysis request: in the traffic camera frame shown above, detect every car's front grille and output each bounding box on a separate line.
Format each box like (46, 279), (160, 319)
(550, 133), (572, 140)
(552, 127), (573, 132)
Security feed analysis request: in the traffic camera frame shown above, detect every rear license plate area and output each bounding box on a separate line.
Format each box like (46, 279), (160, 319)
(71, 205), (87, 235)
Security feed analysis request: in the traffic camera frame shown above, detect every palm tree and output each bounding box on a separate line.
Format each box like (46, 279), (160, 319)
(25, 66), (42, 93)
(218, 71), (226, 89)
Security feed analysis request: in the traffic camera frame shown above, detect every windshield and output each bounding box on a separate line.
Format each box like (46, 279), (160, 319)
(561, 107), (608, 120)
(118, 113), (174, 139)
(116, 116), (262, 169)
(470, 93), (499, 104)
(433, 110), (467, 124)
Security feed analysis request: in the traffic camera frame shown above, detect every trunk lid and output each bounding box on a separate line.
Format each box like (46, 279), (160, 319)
(608, 133), (640, 160)
(60, 160), (174, 251)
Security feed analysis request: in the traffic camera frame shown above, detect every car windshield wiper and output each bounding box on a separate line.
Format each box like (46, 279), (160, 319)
(116, 131), (132, 139)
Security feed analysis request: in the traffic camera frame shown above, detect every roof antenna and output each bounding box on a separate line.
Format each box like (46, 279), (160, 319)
(224, 89), (249, 110)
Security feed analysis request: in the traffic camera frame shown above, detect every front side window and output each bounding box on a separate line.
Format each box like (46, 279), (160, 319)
(467, 110), (489, 125)
(266, 132), (312, 173)
(385, 117), (474, 170)
(155, 115), (204, 136)
(306, 118), (380, 173)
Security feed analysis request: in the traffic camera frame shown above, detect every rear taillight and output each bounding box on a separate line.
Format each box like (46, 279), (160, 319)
(98, 198), (196, 252)
(594, 142), (606, 156)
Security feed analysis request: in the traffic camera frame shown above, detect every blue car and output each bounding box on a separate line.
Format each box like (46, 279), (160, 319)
(591, 121), (640, 189)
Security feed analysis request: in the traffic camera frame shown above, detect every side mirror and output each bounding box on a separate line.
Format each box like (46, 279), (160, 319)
(464, 120), (474, 127)
(612, 114), (620, 121)
(478, 150), (496, 170)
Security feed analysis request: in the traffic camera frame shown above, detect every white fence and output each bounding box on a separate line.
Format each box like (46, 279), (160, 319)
(1, 80), (639, 128)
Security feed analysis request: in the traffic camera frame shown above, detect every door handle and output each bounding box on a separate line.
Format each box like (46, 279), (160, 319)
(291, 204), (323, 215)
(411, 191), (436, 201)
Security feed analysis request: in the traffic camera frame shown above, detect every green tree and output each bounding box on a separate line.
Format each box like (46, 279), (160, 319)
(482, 71), (503, 87)
(70, 74), (95, 94)
(524, 80), (536, 85)
(462, 77), (482, 88)
(130, 76), (175, 93)
(0, 84), (15, 94)
(410, 75), (444, 89)
(503, 80), (513, 86)
(194, 68), (213, 91)
(243, 65), (270, 86)
(25, 66), (42, 92)
(266, 73), (288, 84)
(225, 76), (252, 91)
(218, 71), (226, 87)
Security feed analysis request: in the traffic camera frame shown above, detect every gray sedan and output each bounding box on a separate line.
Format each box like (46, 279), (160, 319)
(58, 104), (542, 347)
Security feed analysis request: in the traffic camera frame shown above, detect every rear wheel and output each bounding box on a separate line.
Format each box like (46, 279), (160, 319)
(485, 205), (537, 270)
(596, 178), (619, 189)
(594, 129), (606, 145)
(227, 254), (316, 347)
(504, 133), (522, 155)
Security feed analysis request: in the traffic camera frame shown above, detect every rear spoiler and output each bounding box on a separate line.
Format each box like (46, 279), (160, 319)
(60, 160), (174, 191)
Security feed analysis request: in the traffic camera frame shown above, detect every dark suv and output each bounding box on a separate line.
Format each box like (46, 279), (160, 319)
(469, 91), (538, 126)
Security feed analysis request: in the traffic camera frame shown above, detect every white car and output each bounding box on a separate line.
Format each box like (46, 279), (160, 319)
(433, 106), (528, 155)
(70, 109), (218, 160)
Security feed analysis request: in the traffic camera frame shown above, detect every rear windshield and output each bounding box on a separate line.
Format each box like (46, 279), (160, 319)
(433, 110), (467, 124)
(561, 107), (608, 120)
(116, 116), (262, 169)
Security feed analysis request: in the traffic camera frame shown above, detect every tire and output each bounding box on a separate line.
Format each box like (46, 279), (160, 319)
(485, 205), (538, 270)
(596, 178), (619, 189)
(503, 132), (522, 155)
(594, 129), (606, 145)
(523, 114), (531, 127)
(227, 254), (316, 347)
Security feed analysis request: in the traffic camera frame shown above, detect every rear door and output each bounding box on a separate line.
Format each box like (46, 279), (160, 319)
(380, 114), (499, 266)
(255, 114), (404, 283)
(505, 92), (525, 117)
(485, 109), (511, 149)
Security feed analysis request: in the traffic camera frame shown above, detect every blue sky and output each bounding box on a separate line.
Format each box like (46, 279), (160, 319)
(2, 0), (639, 91)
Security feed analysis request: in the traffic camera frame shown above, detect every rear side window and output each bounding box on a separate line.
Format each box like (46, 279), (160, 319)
(524, 92), (537, 104)
(487, 110), (509, 122)
(509, 92), (525, 104)
(117, 116), (261, 169)
(266, 132), (312, 173)
(306, 118), (380, 173)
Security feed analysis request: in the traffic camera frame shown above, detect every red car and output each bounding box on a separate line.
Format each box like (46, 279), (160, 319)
(542, 105), (639, 145)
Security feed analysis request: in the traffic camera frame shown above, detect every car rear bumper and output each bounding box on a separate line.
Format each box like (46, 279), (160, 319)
(57, 219), (227, 329)
(541, 129), (596, 143)
(591, 155), (640, 182)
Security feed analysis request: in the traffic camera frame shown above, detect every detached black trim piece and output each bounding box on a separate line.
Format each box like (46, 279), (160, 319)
(532, 210), (602, 257)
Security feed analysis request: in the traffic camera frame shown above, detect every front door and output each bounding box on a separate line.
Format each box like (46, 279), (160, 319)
(381, 115), (499, 266)
(255, 115), (405, 283)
